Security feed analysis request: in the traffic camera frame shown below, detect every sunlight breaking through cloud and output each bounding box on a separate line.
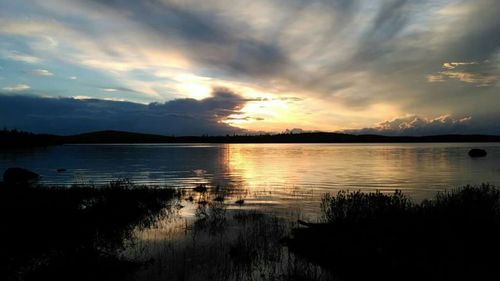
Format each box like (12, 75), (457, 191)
(0, 0), (499, 135)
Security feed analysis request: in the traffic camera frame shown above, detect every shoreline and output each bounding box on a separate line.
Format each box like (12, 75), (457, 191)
(3, 129), (500, 147)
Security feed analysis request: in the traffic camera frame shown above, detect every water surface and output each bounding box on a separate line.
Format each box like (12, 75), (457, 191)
(2, 143), (499, 215)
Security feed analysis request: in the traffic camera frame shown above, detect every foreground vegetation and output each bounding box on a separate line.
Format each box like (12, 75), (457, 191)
(0, 180), (177, 281)
(2, 179), (500, 281)
(287, 184), (500, 281)
(126, 194), (331, 281)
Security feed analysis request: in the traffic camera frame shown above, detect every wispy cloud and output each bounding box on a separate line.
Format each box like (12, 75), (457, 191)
(1, 50), (40, 64)
(2, 84), (30, 92)
(32, 69), (53, 76)
(100, 86), (143, 94)
(443, 71), (498, 87)
(426, 74), (445, 83)
(442, 62), (479, 70)
(101, 88), (117, 92)
(427, 60), (499, 87)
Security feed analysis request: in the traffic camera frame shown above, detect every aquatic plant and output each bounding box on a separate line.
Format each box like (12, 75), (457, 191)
(195, 200), (227, 232)
(130, 208), (331, 281)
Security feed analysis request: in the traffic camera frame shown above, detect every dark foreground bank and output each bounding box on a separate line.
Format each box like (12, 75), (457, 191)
(2, 180), (500, 281)
(0, 180), (177, 281)
(287, 184), (500, 281)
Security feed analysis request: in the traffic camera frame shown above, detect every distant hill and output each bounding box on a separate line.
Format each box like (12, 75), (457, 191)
(66, 130), (171, 144)
(2, 129), (500, 147)
(65, 130), (500, 144)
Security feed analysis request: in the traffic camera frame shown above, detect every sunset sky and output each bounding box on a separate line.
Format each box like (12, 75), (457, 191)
(1, 0), (499, 136)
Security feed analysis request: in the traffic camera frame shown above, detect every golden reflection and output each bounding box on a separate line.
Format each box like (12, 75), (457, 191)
(223, 144), (466, 208)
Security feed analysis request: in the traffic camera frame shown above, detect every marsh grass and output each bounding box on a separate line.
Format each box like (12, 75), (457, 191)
(127, 201), (332, 281)
(195, 200), (228, 232)
(320, 190), (412, 223)
(288, 184), (500, 281)
(0, 179), (178, 281)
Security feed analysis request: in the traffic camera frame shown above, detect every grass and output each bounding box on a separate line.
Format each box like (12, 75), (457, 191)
(0, 179), (177, 281)
(124, 185), (332, 281)
(287, 184), (500, 281)
(127, 207), (331, 281)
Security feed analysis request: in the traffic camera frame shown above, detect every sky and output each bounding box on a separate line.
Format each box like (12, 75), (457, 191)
(0, 0), (499, 136)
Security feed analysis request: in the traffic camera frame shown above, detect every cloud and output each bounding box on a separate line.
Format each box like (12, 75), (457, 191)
(425, 74), (445, 83)
(1, 50), (40, 64)
(427, 60), (499, 87)
(0, 0), (499, 134)
(100, 86), (142, 94)
(442, 62), (478, 70)
(345, 115), (475, 136)
(83, 0), (292, 79)
(32, 69), (54, 76)
(443, 71), (498, 87)
(0, 88), (248, 135)
(148, 87), (250, 121)
(2, 84), (30, 92)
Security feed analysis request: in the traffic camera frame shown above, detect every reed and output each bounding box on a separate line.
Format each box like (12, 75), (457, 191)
(288, 184), (500, 281)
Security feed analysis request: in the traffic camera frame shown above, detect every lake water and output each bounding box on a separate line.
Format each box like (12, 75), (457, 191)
(2, 143), (500, 216)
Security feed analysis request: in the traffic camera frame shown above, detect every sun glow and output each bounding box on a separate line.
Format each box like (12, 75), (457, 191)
(222, 94), (317, 133)
(223, 94), (290, 128)
(179, 83), (212, 100)
(174, 74), (213, 100)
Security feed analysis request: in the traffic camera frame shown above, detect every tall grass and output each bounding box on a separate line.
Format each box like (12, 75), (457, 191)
(128, 208), (332, 281)
(0, 180), (178, 281)
(288, 184), (500, 281)
(320, 190), (412, 223)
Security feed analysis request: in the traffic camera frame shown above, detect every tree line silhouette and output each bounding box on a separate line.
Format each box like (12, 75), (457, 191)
(2, 129), (500, 147)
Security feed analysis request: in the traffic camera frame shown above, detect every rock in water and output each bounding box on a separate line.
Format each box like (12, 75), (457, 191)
(3, 167), (40, 184)
(468, 149), (487, 158)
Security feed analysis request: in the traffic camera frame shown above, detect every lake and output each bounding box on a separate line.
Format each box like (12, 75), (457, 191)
(2, 143), (500, 216)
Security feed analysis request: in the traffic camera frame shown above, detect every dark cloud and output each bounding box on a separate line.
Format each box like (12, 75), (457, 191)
(149, 87), (246, 119)
(0, 88), (247, 135)
(447, 0), (500, 61)
(354, 0), (413, 61)
(87, 0), (291, 78)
